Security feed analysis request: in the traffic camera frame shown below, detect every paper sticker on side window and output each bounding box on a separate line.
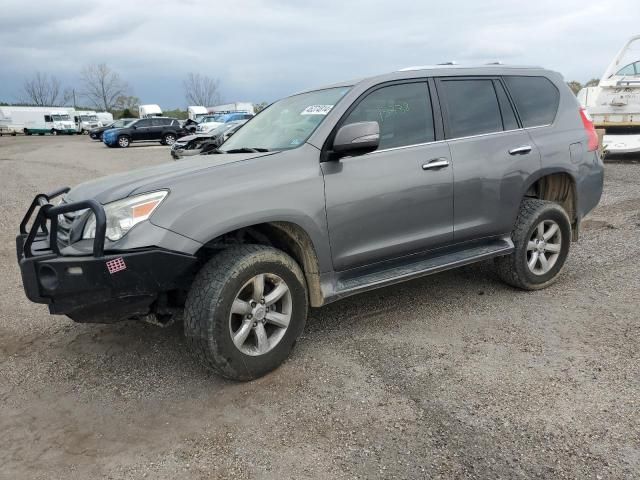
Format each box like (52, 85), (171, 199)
(301, 105), (334, 115)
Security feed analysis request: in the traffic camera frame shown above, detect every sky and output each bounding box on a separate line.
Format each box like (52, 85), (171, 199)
(0, 0), (639, 109)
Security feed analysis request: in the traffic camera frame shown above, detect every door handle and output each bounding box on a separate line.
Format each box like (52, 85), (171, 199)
(422, 158), (450, 170)
(509, 145), (532, 155)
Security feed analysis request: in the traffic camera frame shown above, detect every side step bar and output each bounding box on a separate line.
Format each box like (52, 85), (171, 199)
(324, 238), (514, 303)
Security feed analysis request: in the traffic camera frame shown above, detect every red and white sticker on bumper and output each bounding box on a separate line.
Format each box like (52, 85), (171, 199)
(106, 257), (126, 274)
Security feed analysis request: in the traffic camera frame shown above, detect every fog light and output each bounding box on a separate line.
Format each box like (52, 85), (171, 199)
(39, 265), (59, 291)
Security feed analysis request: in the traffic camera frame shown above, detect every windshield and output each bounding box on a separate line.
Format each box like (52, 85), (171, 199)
(615, 61), (640, 77)
(195, 113), (208, 121)
(80, 115), (98, 122)
(201, 116), (221, 123)
(209, 122), (241, 136)
(52, 114), (70, 121)
(220, 86), (350, 152)
(112, 119), (135, 128)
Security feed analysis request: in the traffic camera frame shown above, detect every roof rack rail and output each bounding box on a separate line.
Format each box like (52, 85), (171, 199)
(486, 61), (503, 65)
(437, 61), (457, 65)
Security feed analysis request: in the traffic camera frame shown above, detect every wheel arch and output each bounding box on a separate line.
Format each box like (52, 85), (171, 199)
(195, 221), (325, 307)
(522, 168), (579, 239)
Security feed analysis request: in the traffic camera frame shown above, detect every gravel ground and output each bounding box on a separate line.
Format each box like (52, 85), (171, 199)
(0, 136), (638, 479)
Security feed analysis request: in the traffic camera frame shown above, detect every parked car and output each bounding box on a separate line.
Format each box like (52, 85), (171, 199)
(195, 112), (254, 133)
(89, 118), (136, 140)
(102, 117), (186, 148)
(16, 65), (603, 381)
(171, 120), (246, 159)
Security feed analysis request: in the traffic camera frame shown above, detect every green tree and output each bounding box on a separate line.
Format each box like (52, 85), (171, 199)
(585, 78), (600, 87)
(163, 108), (188, 120)
(566, 81), (582, 95)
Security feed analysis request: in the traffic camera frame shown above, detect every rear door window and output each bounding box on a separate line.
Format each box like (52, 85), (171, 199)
(503, 76), (559, 127)
(342, 82), (435, 150)
(439, 79), (503, 138)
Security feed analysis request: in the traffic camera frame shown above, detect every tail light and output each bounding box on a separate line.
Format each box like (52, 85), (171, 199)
(579, 108), (599, 152)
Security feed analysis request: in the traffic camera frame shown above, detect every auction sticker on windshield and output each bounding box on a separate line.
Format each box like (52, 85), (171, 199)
(301, 105), (334, 115)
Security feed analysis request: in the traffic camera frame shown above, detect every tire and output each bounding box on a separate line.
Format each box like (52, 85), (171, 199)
(51, 129), (58, 136)
(117, 135), (130, 148)
(495, 198), (571, 290)
(184, 245), (308, 381)
(162, 133), (176, 146)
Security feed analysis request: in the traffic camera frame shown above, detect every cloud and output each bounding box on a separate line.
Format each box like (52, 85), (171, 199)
(0, 0), (638, 108)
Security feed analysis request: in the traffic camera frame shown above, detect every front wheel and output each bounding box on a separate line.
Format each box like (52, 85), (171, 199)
(184, 245), (308, 381)
(495, 199), (571, 290)
(51, 129), (58, 136)
(117, 135), (130, 148)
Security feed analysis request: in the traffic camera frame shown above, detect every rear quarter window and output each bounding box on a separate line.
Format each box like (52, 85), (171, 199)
(504, 76), (559, 127)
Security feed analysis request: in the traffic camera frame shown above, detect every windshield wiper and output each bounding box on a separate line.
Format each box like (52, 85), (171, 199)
(224, 147), (270, 153)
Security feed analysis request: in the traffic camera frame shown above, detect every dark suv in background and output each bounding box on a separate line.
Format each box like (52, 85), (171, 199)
(16, 65), (603, 381)
(102, 117), (186, 148)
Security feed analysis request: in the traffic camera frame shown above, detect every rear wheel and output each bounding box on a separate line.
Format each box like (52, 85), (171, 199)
(117, 135), (130, 148)
(184, 245), (308, 381)
(23, 129), (30, 136)
(51, 129), (58, 136)
(495, 199), (571, 290)
(162, 133), (176, 146)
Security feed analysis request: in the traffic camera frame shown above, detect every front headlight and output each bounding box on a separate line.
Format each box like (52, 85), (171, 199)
(82, 191), (168, 242)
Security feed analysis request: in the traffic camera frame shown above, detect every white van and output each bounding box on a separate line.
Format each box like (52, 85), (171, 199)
(72, 110), (102, 134)
(188, 106), (208, 121)
(0, 107), (75, 135)
(139, 104), (163, 118)
(96, 112), (114, 125)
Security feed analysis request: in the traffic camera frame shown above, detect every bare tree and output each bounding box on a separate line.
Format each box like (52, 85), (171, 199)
(21, 72), (61, 106)
(80, 64), (129, 111)
(183, 73), (221, 107)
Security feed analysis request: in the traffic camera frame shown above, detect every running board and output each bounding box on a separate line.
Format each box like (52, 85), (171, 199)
(325, 238), (514, 303)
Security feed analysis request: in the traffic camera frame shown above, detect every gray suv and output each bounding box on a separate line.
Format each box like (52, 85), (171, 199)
(16, 65), (603, 380)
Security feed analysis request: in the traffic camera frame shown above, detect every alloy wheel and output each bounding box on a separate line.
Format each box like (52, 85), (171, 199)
(526, 220), (562, 275)
(229, 273), (292, 356)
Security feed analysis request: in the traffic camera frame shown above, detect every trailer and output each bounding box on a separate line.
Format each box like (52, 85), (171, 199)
(207, 102), (255, 115)
(0, 106), (75, 135)
(187, 106), (208, 121)
(578, 34), (640, 154)
(139, 104), (163, 118)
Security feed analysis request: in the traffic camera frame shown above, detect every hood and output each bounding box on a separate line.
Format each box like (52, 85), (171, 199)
(66, 151), (276, 204)
(177, 133), (213, 143)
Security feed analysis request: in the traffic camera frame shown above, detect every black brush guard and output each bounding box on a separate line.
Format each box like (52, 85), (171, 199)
(19, 187), (106, 258)
(16, 189), (197, 322)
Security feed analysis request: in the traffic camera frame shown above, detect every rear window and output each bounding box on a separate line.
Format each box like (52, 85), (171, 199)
(439, 79), (503, 138)
(504, 76), (559, 127)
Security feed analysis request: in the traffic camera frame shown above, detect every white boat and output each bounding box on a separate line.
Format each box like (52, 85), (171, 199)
(578, 35), (640, 154)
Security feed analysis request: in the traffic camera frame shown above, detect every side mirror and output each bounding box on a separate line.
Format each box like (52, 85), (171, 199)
(131, 125), (137, 129)
(332, 121), (379, 156)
